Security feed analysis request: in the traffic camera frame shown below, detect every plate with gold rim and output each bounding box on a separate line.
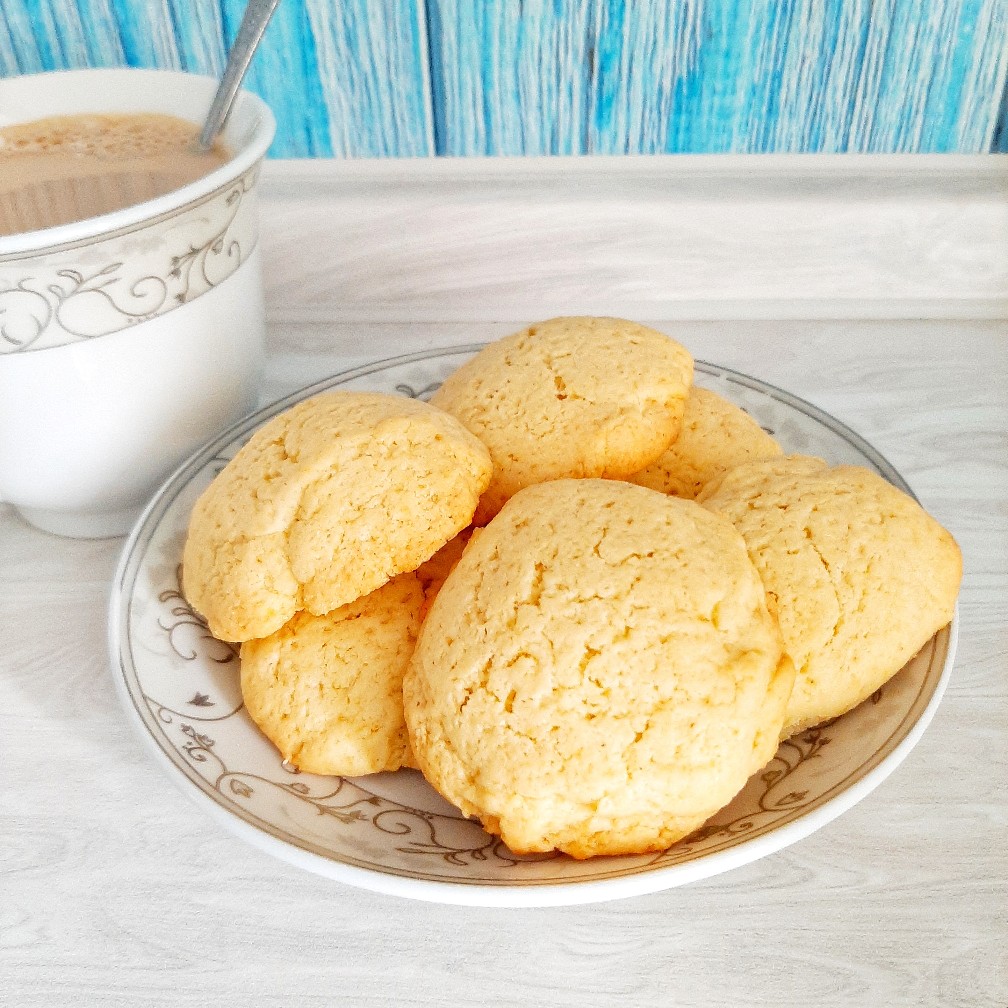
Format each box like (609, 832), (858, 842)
(108, 346), (957, 906)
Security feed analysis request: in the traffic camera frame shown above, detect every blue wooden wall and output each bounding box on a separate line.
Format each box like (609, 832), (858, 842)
(3, 1), (1007, 156)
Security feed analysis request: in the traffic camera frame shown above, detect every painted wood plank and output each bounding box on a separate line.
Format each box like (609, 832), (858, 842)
(996, 74), (1008, 151)
(961, 0), (1008, 152)
(1, 0), (1005, 155)
(220, 0), (332, 158)
(169, 0), (226, 77)
(12, 0), (124, 71)
(304, 0), (434, 156)
(428, 0), (1008, 155)
(0, 0), (433, 157)
(108, 0), (182, 71)
(0, 2), (46, 76)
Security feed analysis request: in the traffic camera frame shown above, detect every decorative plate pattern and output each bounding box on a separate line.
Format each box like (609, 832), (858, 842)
(109, 348), (956, 906)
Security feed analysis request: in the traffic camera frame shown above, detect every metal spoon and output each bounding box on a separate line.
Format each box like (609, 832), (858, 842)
(196, 0), (282, 151)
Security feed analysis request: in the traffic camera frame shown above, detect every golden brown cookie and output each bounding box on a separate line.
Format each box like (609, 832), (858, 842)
(698, 455), (962, 737)
(404, 478), (794, 859)
(182, 391), (492, 642)
(628, 386), (781, 498)
(430, 317), (693, 523)
(240, 573), (424, 777)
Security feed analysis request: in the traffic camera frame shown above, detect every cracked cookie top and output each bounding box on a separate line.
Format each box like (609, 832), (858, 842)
(430, 317), (693, 523)
(628, 385), (782, 499)
(403, 478), (793, 859)
(698, 455), (962, 737)
(181, 390), (493, 642)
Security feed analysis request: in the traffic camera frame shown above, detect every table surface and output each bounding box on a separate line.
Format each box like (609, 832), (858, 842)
(1, 318), (1005, 1008)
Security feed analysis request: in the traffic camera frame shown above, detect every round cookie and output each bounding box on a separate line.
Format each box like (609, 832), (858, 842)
(182, 391), (492, 642)
(404, 479), (794, 859)
(240, 573), (424, 777)
(430, 317), (693, 523)
(628, 386), (781, 499)
(698, 455), (962, 737)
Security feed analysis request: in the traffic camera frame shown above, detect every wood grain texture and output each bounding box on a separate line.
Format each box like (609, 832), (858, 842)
(220, 0), (335, 158)
(428, 0), (1008, 154)
(256, 156), (1008, 322)
(0, 0), (432, 157)
(0, 318), (1005, 1007)
(303, 0), (434, 156)
(1, 1), (1007, 155)
(996, 68), (1008, 151)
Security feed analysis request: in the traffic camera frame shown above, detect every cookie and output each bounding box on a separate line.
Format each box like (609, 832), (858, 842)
(414, 528), (474, 619)
(240, 573), (425, 777)
(403, 478), (794, 858)
(698, 455), (962, 737)
(628, 386), (781, 498)
(430, 317), (693, 523)
(182, 391), (493, 642)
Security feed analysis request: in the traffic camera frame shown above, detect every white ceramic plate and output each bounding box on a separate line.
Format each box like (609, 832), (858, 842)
(109, 347), (957, 906)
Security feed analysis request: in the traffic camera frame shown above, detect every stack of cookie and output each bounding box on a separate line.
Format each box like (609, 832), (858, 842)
(182, 317), (961, 860)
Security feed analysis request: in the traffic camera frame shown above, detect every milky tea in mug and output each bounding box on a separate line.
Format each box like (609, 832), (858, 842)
(0, 69), (275, 539)
(0, 112), (231, 236)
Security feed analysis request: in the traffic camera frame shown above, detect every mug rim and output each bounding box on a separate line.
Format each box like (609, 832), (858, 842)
(0, 67), (276, 257)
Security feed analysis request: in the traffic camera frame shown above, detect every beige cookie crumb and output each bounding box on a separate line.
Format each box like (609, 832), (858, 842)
(240, 573), (425, 777)
(430, 317), (693, 523)
(628, 386), (782, 498)
(404, 478), (793, 858)
(182, 391), (493, 642)
(698, 455), (962, 737)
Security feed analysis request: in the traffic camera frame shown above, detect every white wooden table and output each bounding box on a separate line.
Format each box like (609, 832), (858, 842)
(1, 160), (1006, 1006)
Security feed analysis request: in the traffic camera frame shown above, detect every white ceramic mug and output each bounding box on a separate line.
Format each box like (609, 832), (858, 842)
(0, 68), (275, 538)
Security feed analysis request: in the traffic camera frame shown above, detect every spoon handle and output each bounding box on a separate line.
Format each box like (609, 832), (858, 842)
(197, 0), (282, 151)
